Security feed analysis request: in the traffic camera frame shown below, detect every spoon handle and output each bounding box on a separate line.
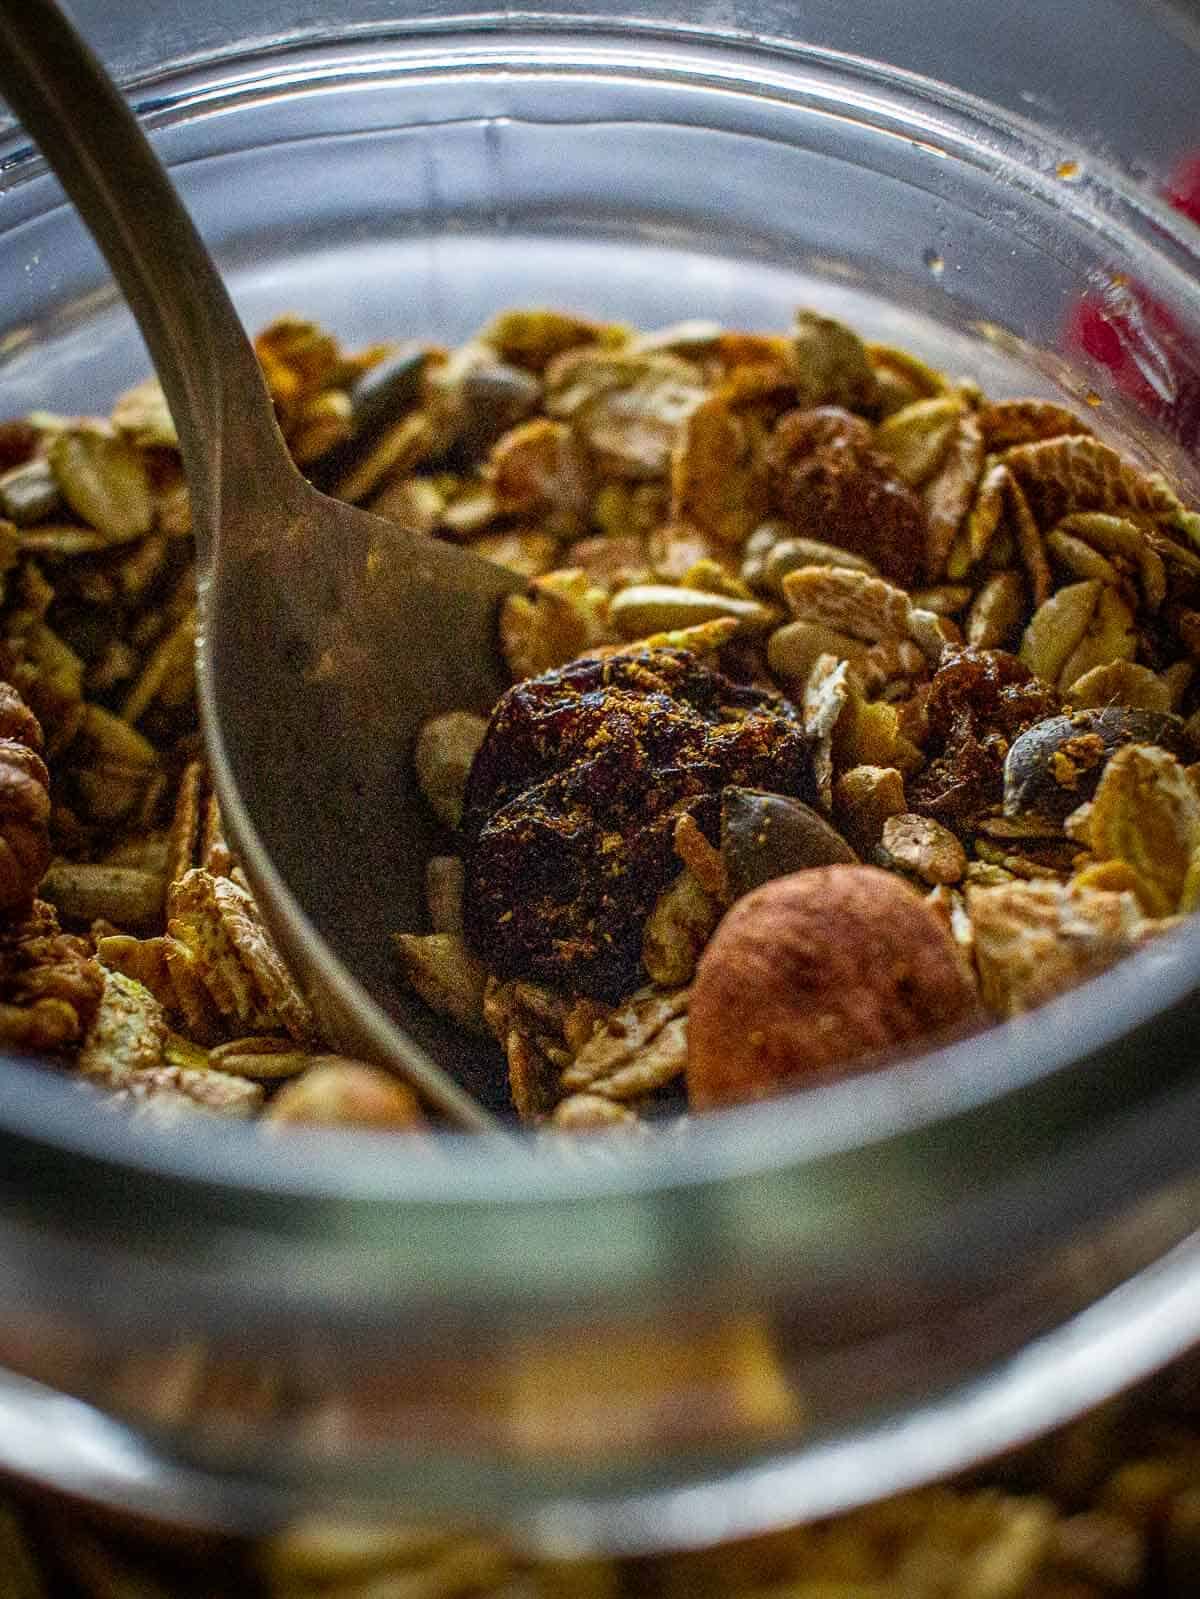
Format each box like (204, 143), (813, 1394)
(0, 0), (294, 553)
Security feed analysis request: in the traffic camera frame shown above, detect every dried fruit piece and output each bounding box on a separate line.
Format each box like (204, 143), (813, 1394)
(1003, 708), (1189, 823)
(765, 406), (926, 585)
(909, 647), (1059, 827)
(462, 648), (815, 1000)
(688, 866), (979, 1108)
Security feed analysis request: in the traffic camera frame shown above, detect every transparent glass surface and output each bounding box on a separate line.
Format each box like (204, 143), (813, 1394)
(2, 1), (1200, 1556)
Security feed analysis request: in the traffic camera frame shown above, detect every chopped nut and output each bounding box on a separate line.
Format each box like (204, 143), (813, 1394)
(641, 870), (719, 986)
(834, 764), (908, 854)
(0, 898), (105, 1057)
(880, 813), (968, 884)
(610, 583), (773, 639)
(721, 786), (856, 898)
(425, 855), (466, 935)
(767, 618), (870, 684)
(264, 1059), (426, 1130)
(873, 396), (963, 486)
(1020, 579), (1105, 686)
(560, 986), (688, 1096)
(208, 1035), (312, 1079)
(545, 349), (707, 478)
(499, 569), (611, 680)
(393, 931), (488, 1033)
(790, 309), (880, 411)
(1067, 659), (1172, 712)
(413, 710), (488, 830)
(670, 393), (768, 546)
(39, 862), (164, 932)
(46, 425), (153, 541)
(966, 571), (1028, 650)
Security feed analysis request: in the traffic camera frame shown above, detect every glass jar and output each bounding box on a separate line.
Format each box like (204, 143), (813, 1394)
(3, 0), (1200, 1558)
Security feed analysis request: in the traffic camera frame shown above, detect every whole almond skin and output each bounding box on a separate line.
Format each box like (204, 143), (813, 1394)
(687, 864), (979, 1110)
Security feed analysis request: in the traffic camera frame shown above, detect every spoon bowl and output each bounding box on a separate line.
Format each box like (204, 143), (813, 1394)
(0, 0), (522, 1126)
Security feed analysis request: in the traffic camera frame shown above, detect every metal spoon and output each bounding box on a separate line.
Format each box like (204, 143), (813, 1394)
(0, 0), (523, 1127)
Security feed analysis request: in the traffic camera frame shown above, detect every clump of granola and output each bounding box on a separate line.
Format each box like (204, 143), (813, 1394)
(3, 300), (1200, 1133)
(461, 647), (815, 1000)
(385, 304), (1200, 1125)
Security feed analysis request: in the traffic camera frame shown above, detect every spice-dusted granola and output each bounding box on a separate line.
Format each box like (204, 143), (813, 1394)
(2, 302), (1200, 1130)
(383, 306), (1200, 1125)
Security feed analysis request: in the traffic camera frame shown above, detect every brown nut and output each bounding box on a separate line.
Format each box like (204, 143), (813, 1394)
(687, 865), (979, 1109)
(265, 1060), (427, 1131)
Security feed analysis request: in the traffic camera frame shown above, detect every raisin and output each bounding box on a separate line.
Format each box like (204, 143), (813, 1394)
(0, 420), (37, 475)
(765, 406), (927, 586)
(908, 647), (1060, 828)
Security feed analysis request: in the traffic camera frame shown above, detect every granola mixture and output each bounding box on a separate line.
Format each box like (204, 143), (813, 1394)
(1, 305), (1199, 1129)
(3, 307), (1200, 1588)
(2, 1346), (1200, 1594)
(388, 307), (1200, 1127)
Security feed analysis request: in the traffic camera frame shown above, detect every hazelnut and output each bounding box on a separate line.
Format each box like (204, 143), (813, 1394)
(265, 1059), (427, 1132)
(687, 865), (979, 1109)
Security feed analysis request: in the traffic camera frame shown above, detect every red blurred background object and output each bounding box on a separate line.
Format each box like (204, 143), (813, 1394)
(1066, 154), (1200, 446)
